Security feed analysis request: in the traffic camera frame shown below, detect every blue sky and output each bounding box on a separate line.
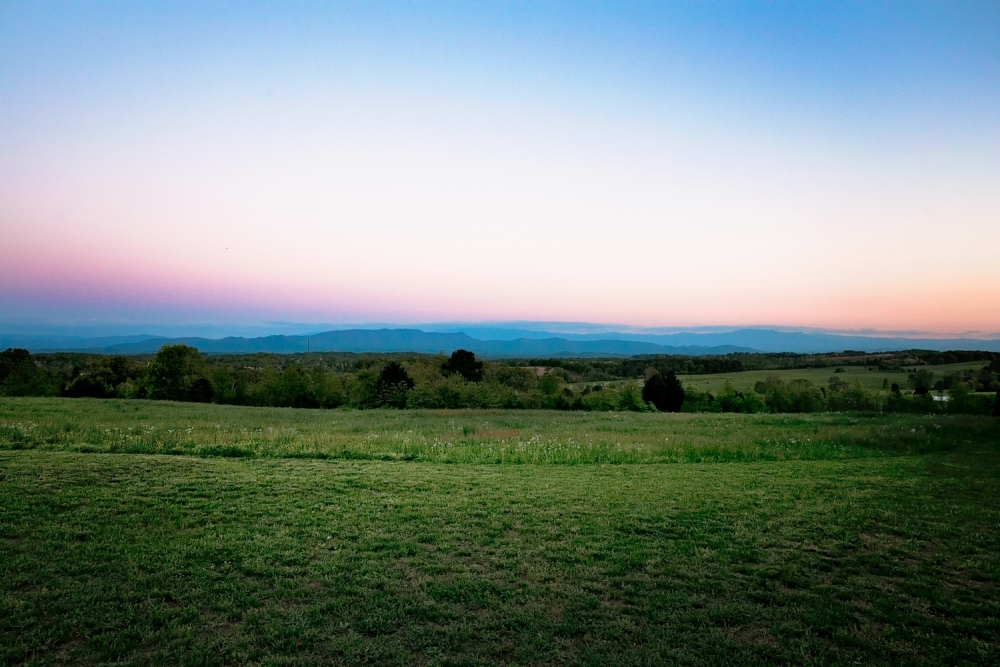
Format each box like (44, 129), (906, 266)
(2, 2), (998, 336)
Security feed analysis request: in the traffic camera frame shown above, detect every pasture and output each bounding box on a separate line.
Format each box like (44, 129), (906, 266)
(1, 397), (999, 665)
(677, 360), (987, 395)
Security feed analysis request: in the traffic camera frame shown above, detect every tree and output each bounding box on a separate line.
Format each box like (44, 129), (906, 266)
(376, 361), (415, 408)
(538, 372), (565, 396)
(63, 356), (142, 398)
(441, 349), (483, 382)
(909, 369), (934, 396)
(0, 348), (61, 397)
(146, 344), (210, 401)
(484, 365), (537, 392)
(187, 377), (214, 403)
(0, 348), (35, 395)
(642, 371), (684, 412)
(827, 376), (850, 394)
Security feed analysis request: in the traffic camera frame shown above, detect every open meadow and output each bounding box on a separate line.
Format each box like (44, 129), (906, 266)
(677, 361), (990, 395)
(2, 398), (999, 665)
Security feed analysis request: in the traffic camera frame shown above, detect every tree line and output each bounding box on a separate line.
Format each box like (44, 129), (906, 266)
(530, 349), (1000, 381)
(2, 345), (997, 416)
(0, 346), (685, 412)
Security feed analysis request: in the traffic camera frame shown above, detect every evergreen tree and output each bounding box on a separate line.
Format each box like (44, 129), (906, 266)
(642, 371), (684, 412)
(376, 361), (415, 408)
(441, 349), (484, 382)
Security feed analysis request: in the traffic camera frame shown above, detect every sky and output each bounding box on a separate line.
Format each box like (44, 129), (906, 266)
(2, 1), (999, 338)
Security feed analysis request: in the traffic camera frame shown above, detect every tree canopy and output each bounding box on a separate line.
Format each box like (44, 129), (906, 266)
(441, 349), (483, 382)
(146, 344), (212, 401)
(642, 371), (685, 412)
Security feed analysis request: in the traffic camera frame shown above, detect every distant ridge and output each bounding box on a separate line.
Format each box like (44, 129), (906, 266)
(7, 328), (752, 357)
(4, 327), (1000, 356)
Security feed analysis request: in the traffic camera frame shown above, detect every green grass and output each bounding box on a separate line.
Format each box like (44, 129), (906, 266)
(1, 398), (999, 665)
(678, 360), (988, 395)
(1, 397), (994, 464)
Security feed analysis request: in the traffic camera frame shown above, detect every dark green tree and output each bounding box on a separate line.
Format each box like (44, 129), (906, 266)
(146, 344), (210, 401)
(642, 371), (684, 412)
(63, 356), (142, 398)
(909, 369), (934, 395)
(0, 348), (34, 394)
(187, 377), (214, 403)
(376, 361), (415, 408)
(0, 348), (61, 397)
(441, 349), (483, 382)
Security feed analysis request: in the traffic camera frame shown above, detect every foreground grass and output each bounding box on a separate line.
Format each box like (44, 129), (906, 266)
(2, 450), (999, 665)
(1, 398), (995, 464)
(1, 398), (998, 665)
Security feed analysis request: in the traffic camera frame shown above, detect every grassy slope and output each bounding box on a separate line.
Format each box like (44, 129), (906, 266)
(1, 398), (994, 464)
(678, 361), (989, 395)
(1, 398), (999, 666)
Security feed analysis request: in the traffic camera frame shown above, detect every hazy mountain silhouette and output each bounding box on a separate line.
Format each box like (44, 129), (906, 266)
(5, 326), (1000, 356)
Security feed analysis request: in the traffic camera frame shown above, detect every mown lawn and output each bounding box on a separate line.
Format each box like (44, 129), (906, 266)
(1, 399), (998, 665)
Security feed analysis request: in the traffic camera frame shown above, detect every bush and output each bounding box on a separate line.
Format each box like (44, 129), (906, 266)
(754, 377), (824, 413)
(579, 387), (621, 412)
(681, 387), (719, 413)
(617, 381), (650, 412)
(827, 383), (885, 412)
(718, 381), (765, 413)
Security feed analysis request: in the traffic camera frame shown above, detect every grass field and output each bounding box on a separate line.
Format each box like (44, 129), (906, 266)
(678, 361), (989, 395)
(2, 398), (999, 665)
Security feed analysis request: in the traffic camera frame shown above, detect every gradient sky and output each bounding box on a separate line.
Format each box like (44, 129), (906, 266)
(2, 1), (998, 336)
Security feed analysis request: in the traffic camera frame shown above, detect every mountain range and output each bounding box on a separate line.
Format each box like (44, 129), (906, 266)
(3, 327), (1000, 356)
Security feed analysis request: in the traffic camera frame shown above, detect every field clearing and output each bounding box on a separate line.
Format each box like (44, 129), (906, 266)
(1, 397), (994, 464)
(678, 360), (989, 395)
(1, 398), (999, 665)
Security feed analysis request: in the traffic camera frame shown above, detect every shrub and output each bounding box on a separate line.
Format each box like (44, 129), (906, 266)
(828, 383), (885, 412)
(718, 381), (765, 413)
(681, 387), (719, 412)
(617, 381), (649, 412)
(579, 387), (621, 412)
